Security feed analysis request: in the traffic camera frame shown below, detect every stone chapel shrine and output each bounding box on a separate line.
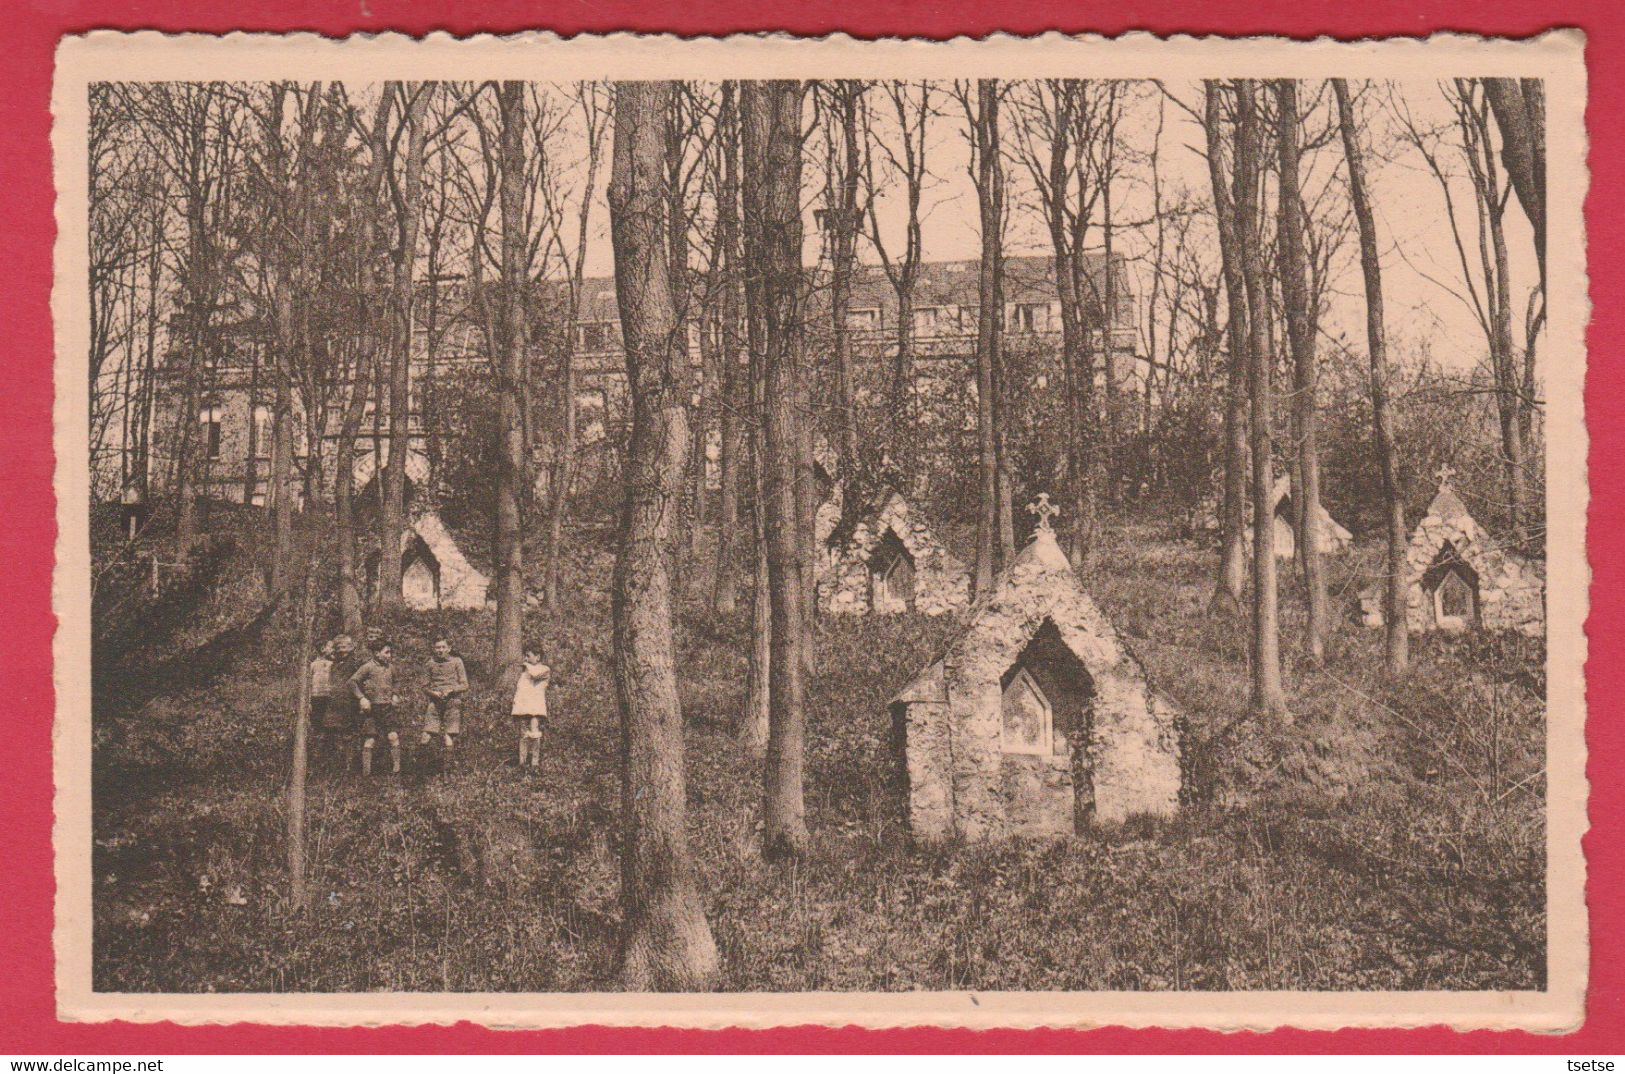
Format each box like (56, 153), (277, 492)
(380, 512), (491, 612)
(819, 490), (971, 617)
(1244, 476), (1354, 560)
(890, 496), (1182, 841)
(1359, 467), (1545, 637)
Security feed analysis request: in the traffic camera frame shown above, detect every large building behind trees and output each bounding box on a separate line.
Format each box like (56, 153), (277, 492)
(131, 253), (1140, 510)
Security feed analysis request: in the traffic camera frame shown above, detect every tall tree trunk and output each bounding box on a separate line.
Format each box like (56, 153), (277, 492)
(492, 81), (528, 674)
(269, 294), (296, 593)
(541, 350), (578, 610)
(335, 355), (374, 637)
(1274, 80), (1328, 661)
(796, 380), (818, 641)
(1487, 183), (1526, 538)
(543, 93), (603, 612)
(1042, 86), (1095, 564)
(174, 199), (209, 554)
(335, 91), (393, 636)
(286, 563), (316, 911)
(1203, 81), (1249, 618)
(1483, 77), (1546, 290)
(972, 79), (1004, 595)
(1101, 179), (1120, 505)
(242, 346), (262, 507)
(607, 80), (718, 991)
(378, 83), (431, 610)
(1334, 79), (1408, 676)
(743, 80), (810, 861)
(711, 83), (745, 618)
(830, 81), (863, 472)
(740, 317), (771, 756)
(134, 198), (164, 498)
(741, 138), (772, 757)
(1235, 81), (1289, 719)
(891, 289), (914, 443)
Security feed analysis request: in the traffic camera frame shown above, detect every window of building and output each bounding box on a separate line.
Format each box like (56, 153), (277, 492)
(846, 307), (881, 331)
(253, 405), (272, 457)
(200, 408), (222, 460)
(913, 306), (961, 335)
(575, 321), (619, 352)
(1012, 302), (1049, 333)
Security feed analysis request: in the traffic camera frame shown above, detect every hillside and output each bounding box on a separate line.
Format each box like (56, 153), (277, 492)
(91, 509), (1545, 992)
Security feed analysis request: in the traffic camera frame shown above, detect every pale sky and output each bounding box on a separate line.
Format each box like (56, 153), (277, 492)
(556, 78), (1541, 381)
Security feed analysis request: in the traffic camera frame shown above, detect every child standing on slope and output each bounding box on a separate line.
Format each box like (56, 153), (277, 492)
(349, 640), (401, 776)
(511, 645), (550, 770)
(308, 639), (338, 769)
(420, 637), (469, 755)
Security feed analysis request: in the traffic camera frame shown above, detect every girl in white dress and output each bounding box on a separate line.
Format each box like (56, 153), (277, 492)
(511, 645), (550, 769)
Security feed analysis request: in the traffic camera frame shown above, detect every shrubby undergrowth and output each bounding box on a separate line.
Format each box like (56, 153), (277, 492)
(91, 510), (1544, 992)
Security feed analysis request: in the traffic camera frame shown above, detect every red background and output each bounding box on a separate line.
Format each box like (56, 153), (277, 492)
(1, 0), (1619, 1054)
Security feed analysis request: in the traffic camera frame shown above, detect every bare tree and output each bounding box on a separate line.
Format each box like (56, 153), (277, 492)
(863, 81), (936, 440)
(541, 84), (609, 611)
(1274, 79), (1329, 661)
(334, 87), (394, 636)
(286, 561), (317, 911)
(1334, 78), (1409, 676)
(1483, 77), (1546, 449)
(957, 79), (1010, 595)
(88, 86), (146, 496)
(133, 83), (244, 553)
(377, 82), (434, 610)
(1234, 80), (1289, 719)
(1393, 80), (1532, 539)
(740, 94), (772, 756)
(743, 79), (811, 861)
(246, 81), (325, 595)
(607, 79), (719, 991)
(1010, 80), (1110, 562)
(710, 82), (746, 618)
(1483, 77), (1546, 289)
(820, 80), (866, 473)
(1201, 81), (1250, 618)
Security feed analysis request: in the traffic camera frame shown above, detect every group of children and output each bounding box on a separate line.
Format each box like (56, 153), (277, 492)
(306, 629), (553, 775)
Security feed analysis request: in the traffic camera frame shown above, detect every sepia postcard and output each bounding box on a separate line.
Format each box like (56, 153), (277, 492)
(51, 29), (1589, 1031)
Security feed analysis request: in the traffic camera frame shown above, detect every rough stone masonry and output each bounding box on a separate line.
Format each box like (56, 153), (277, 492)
(891, 510), (1181, 841)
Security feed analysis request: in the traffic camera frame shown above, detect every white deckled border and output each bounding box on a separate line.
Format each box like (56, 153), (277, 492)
(50, 27), (1590, 1032)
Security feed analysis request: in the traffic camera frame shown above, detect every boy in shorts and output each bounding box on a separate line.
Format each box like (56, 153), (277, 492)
(420, 637), (469, 754)
(349, 640), (400, 776)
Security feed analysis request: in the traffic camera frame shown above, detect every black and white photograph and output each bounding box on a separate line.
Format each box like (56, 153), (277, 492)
(52, 31), (1588, 1029)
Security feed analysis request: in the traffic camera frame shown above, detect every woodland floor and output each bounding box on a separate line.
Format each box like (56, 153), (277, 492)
(91, 509), (1547, 992)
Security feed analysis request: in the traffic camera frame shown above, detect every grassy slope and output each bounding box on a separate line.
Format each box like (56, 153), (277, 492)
(92, 512), (1545, 992)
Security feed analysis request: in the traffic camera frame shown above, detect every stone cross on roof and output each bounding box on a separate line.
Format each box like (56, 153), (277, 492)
(1435, 463), (1457, 488)
(1028, 493), (1060, 534)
